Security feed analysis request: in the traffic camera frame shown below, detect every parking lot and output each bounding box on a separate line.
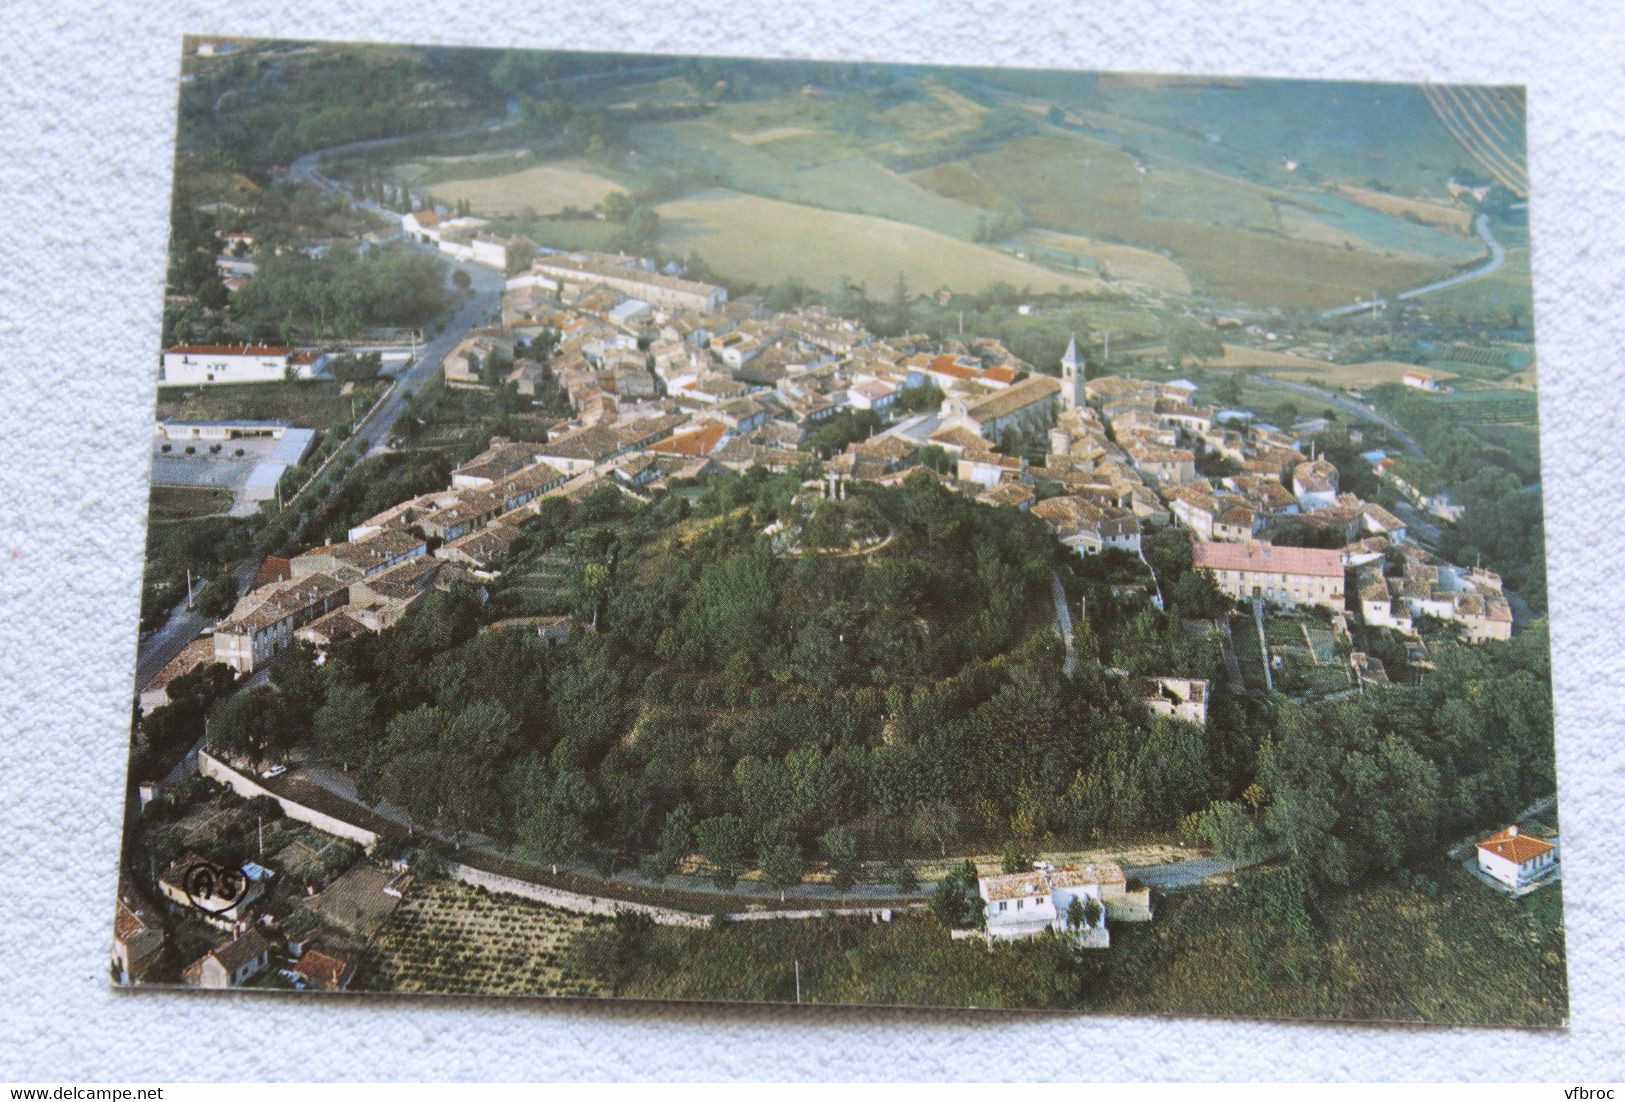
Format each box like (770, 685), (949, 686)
(151, 434), (283, 515)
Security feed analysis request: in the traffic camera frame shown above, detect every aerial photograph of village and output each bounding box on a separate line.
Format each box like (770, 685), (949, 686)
(113, 37), (1563, 1025)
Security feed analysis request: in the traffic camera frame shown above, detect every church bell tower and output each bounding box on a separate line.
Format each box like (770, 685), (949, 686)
(1060, 333), (1084, 411)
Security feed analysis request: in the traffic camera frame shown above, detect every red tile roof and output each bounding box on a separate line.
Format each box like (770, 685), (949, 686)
(165, 343), (291, 357)
(290, 946), (357, 991)
(1192, 540), (1344, 578)
(251, 555), (292, 590)
(928, 355), (982, 381)
(1477, 826), (1555, 864)
(649, 421), (728, 457)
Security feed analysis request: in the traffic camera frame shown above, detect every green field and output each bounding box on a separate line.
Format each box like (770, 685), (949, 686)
(1016, 228), (1191, 293)
(655, 188), (1102, 295)
(1419, 244), (1536, 328)
(427, 161), (624, 217)
(393, 65), (1517, 314)
(504, 216), (625, 253)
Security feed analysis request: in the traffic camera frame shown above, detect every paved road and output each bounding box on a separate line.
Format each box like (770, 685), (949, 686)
(1051, 570), (1077, 675)
(131, 260), (500, 690)
(1321, 212), (1505, 319)
(132, 557), (258, 690)
(1249, 374), (1424, 458)
(357, 255), (506, 455)
(287, 96), (522, 193)
(1390, 499), (1444, 545)
(1128, 853), (1268, 887)
(272, 752), (1246, 905)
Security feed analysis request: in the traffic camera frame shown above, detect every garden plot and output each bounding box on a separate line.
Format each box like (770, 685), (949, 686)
(267, 823), (363, 889)
(142, 794), (260, 869)
(1265, 616), (1351, 698)
(363, 881), (605, 999)
(491, 551), (576, 617)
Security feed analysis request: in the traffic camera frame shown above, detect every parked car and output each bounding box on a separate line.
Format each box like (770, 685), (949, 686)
(260, 765), (287, 780)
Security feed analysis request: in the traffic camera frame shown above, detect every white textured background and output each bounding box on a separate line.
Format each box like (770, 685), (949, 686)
(2, 0), (1623, 1081)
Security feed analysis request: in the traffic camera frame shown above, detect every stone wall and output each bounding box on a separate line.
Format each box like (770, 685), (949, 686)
(197, 750), (382, 850)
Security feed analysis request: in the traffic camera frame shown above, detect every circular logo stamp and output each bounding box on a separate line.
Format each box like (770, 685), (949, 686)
(182, 859), (250, 915)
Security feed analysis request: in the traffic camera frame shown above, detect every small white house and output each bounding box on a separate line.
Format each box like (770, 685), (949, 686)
(161, 343), (297, 386)
(978, 862), (1112, 948)
(1475, 825), (1558, 890)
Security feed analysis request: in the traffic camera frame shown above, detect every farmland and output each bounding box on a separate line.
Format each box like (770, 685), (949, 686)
(424, 161), (624, 217)
(1129, 344), (1456, 390)
(374, 66), (1508, 313)
(1015, 228), (1191, 294)
(147, 484), (234, 521)
(155, 378), (386, 435)
(654, 188), (1102, 295)
(363, 881), (605, 998)
(1210, 347), (1456, 389)
(923, 134), (1475, 308)
(1332, 183), (1473, 232)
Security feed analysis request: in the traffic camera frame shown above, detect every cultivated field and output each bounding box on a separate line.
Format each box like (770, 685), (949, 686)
(363, 881), (605, 998)
(940, 137), (1454, 309)
(1138, 344), (1459, 389)
(148, 484), (234, 521)
(427, 162), (624, 217)
(729, 126), (816, 146)
(1332, 183), (1473, 232)
(1213, 347), (1459, 389)
(906, 162), (1009, 210)
(156, 379), (384, 434)
(1018, 228), (1191, 294)
(655, 188), (1101, 295)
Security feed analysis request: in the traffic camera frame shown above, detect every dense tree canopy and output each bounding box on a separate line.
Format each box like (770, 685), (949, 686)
(232, 247), (448, 342)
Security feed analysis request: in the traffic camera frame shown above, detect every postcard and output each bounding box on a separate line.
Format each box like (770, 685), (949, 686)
(114, 36), (1562, 1025)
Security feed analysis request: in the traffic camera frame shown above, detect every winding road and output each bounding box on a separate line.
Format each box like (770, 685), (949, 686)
(268, 752), (1248, 907)
(1249, 374), (1424, 458)
(1320, 212), (1505, 319)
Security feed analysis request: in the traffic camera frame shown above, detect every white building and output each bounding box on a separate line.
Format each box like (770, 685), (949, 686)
(1192, 540), (1345, 610)
(161, 344), (305, 386)
(524, 252), (728, 312)
(1475, 825), (1558, 890)
(1031, 495), (1142, 556)
(978, 862), (1117, 948)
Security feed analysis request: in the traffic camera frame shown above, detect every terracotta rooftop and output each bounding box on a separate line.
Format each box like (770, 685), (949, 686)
(1193, 540), (1344, 578)
(165, 343), (291, 357)
(1477, 826), (1555, 864)
(650, 421), (728, 457)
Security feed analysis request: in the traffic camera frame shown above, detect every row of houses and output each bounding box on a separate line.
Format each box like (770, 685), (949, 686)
(1072, 372), (1512, 641)
(113, 854), (361, 991)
